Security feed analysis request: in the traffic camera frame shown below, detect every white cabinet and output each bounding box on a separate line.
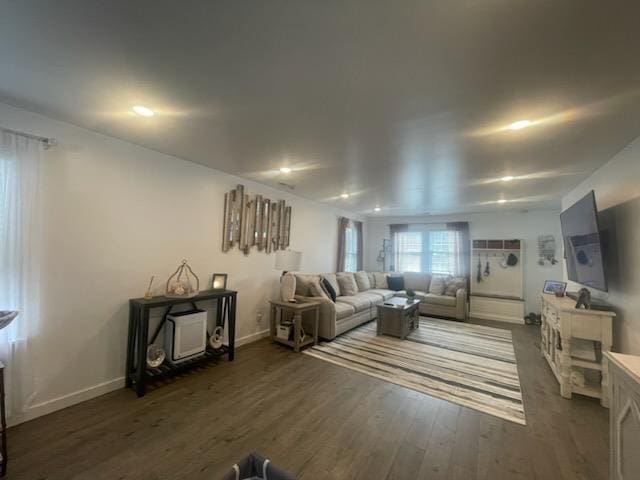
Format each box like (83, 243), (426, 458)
(540, 294), (615, 406)
(605, 352), (640, 480)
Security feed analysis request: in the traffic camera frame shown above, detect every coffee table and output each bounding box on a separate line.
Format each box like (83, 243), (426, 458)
(376, 297), (420, 339)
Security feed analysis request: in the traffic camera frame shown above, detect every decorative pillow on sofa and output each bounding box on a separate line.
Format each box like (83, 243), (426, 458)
(373, 272), (388, 289)
(337, 272), (359, 296)
(294, 274), (320, 296)
(403, 272), (431, 292)
(321, 278), (337, 302)
(387, 275), (404, 291)
(321, 273), (341, 297)
(309, 279), (331, 301)
(429, 275), (447, 295)
(445, 276), (466, 297)
(354, 271), (371, 291)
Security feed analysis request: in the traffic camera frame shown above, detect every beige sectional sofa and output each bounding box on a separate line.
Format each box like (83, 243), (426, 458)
(286, 271), (467, 340)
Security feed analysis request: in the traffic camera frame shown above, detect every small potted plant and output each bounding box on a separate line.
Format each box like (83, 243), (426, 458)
(405, 288), (416, 303)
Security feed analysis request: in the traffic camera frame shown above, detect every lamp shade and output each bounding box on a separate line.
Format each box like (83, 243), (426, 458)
(275, 250), (302, 272)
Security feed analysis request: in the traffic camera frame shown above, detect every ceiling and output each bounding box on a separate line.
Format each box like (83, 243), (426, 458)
(1, 1), (640, 216)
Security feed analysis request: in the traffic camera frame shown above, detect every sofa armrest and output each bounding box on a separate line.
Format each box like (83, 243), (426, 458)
(455, 288), (467, 320)
(294, 295), (337, 340)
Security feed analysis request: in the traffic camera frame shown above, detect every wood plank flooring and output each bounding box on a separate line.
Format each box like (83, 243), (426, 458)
(7, 320), (609, 479)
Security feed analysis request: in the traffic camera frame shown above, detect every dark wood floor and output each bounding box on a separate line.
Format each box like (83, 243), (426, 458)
(8, 320), (609, 480)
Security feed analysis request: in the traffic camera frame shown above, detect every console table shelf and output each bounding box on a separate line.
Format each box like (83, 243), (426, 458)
(126, 289), (237, 397)
(540, 293), (615, 407)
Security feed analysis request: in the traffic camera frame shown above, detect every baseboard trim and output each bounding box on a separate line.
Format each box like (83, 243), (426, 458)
(236, 328), (270, 347)
(8, 376), (125, 427)
(469, 312), (525, 324)
(8, 328), (272, 427)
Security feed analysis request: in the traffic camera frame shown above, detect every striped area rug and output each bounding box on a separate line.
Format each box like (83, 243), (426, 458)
(304, 317), (526, 425)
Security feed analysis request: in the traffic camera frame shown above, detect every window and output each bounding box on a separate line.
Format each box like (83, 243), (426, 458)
(344, 225), (359, 272)
(393, 227), (460, 275)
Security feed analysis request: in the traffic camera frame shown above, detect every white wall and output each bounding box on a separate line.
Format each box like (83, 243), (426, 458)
(0, 102), (364, 424)
(366, 210), (563, 315)
(562, 135), (640, 355)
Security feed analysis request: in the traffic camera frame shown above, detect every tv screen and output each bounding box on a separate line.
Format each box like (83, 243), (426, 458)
(560, 190), (607, 291)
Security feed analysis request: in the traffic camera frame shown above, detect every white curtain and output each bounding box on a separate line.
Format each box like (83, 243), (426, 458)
(0, 131), (43, 418)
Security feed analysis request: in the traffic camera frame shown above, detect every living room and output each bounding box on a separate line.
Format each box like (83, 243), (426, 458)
(1, 1), (639, 479)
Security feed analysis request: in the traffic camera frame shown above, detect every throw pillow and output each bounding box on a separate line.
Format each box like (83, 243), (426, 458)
(445, 276), (466, 297)
(321, 273), (341, 297)
(429, 275), (447, 295)
(321, 278), (337, 302)
(294, 274), (319, 296)
(337, 272), (359, 296)
(354, 271), (371, 291)
(373, 272), (388, 289)
(309, 279), (330, 300)
(387, 275), (404, 291)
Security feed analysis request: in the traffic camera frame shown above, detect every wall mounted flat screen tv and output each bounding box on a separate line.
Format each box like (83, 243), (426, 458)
(560, 190), (608, 291)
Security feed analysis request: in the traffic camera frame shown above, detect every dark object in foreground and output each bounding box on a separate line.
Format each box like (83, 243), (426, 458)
(222, 452), (296, 480)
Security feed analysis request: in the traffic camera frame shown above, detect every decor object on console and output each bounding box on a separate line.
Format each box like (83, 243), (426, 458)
(212, 273), (228, 291)
(222, 184), (292, 255)
(146, 344), (165, 368)
(143, 276), (155, 300)
(166, 259), (199, 298)
(543, 280), (567, 297)
(575, 287), (592, 309)
(209, 325), (224, 349)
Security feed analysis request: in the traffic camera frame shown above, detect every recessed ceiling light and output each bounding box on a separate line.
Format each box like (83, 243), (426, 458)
(340, 193), (350, 199)
(279, 167), (292, 173)
(497, 199), (507, 204)
(374, 207), (381, 212)
(508, 120), (531, 130)
(132, 105), (155, 117)
(501, 176), (515, 182)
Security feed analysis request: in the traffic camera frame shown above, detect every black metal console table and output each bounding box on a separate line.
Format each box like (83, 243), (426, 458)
(126, 289), (237, 397)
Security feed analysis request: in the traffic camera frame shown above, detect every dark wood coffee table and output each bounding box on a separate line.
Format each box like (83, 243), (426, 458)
(376, 297), (420, 339)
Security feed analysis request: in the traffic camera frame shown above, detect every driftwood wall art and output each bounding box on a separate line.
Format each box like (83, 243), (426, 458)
(222, 185), (291, 255)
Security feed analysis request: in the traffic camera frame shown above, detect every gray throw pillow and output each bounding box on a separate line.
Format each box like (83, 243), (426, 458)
(337, 272), (359, 296)
(373, 272), (388, 289)
(354, 271), (371, 291)
(429, 275), (447, 295)
(445, 276), (466, 297)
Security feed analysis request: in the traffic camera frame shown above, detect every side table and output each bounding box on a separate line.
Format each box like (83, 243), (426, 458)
(269, 300), (320, 352)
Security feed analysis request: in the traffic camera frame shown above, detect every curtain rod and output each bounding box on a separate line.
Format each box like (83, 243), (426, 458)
(0, 126), (57, 149)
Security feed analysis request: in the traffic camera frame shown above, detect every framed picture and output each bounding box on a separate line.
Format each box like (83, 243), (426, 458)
(543, 280), (567, 296)
(212, 273), (228, 291)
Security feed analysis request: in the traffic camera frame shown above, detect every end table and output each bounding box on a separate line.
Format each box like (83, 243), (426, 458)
(269, 300), (320, 352)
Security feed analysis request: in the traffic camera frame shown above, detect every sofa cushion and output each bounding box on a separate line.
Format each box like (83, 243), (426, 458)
(334, 301), (356, 320)
(321, 277), (337, 301)
(373, 272), (388, 289)
(321, 273), (341, 297)
(387, 275), (404, 291)
(367, 272), (376, 289)
(336, 295), (370, 312)
(337, 272), (359, 296)
(354, 271), (372, 291)
(355, 292), (383, 306)
(445, 276), (466, 297)
(403, 272), (432, 292)
(294, 274), (321, 296)
(429, 275), (447, 295)
(367, 289), (395, 300)
(423, 293), (457, 307)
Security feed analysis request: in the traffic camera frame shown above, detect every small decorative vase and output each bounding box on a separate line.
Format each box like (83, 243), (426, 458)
(166, 259), (200, 298)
